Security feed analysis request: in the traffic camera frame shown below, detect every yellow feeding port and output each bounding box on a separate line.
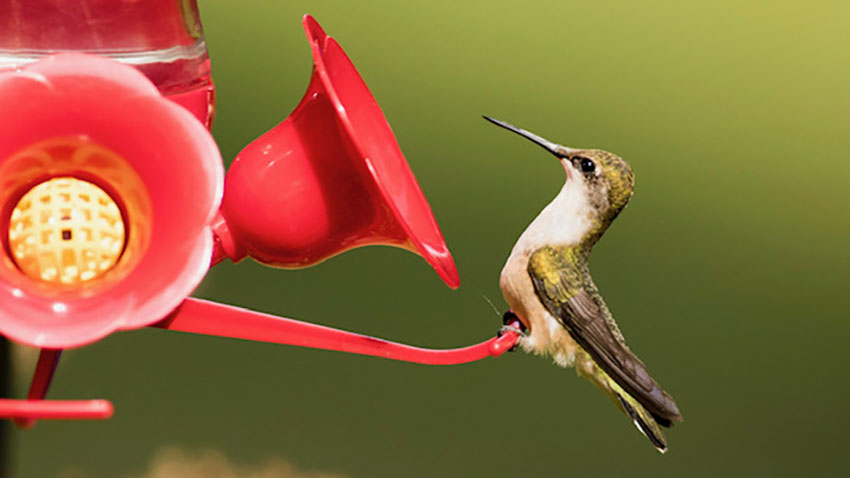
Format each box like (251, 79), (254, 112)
(7, 177), (126, 286)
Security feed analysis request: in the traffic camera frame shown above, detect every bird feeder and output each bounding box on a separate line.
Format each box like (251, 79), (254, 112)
(0, 1), (520, 426)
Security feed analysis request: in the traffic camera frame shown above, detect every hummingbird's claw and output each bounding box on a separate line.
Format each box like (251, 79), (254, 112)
(498, 324), (526, 337)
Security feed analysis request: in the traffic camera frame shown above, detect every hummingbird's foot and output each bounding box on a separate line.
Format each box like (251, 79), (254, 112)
(501, 310), (526, 329)
(498, 310), (527, 351)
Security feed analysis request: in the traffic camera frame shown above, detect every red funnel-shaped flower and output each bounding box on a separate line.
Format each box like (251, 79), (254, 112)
(0, 54), (223, 348)
(219, 15), (460, 288)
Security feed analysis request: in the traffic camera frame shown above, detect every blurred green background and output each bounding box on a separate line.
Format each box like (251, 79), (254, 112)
(8, 0), (850, 476)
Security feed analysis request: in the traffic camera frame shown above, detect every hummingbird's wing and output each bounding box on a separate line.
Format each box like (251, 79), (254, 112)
(528, 246), (682, 426)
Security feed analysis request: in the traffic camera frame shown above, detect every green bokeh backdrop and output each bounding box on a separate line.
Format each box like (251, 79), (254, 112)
(9, 0), (850, 476)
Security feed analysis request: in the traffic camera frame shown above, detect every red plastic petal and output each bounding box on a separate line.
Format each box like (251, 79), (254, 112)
(0, 54), (223, 348)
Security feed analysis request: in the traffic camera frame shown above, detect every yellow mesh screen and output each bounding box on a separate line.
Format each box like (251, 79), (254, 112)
(7, 177), (126, 285)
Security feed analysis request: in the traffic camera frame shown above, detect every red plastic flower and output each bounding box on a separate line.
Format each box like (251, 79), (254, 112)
(0, 54), (223, 348)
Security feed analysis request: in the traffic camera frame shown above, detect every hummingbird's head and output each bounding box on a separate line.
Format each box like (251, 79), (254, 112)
(562, 148), (635, 223)
(483, 116), (634, 227)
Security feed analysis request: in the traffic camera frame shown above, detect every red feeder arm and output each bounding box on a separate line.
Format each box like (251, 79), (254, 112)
(155, 299), (521, 366)
(0, 14), (516, 425)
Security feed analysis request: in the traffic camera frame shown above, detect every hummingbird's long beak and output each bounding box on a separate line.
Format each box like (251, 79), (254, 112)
(482, 116), (576, 158)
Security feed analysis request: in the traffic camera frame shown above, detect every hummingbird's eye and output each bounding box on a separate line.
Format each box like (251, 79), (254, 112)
(578, 157), (596, 174)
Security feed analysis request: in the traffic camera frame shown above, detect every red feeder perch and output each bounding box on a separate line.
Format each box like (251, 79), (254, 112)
(0, 11), (519, 426)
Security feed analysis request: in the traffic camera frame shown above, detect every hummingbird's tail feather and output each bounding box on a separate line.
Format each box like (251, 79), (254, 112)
(581, 359), (669, 453)
(614, 389), (668, 453)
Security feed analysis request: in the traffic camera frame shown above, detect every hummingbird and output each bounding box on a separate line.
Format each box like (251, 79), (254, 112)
(486, 116), (682, 452)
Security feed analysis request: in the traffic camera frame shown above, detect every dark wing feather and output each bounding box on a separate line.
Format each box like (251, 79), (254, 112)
(528, 246), (682, 425)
